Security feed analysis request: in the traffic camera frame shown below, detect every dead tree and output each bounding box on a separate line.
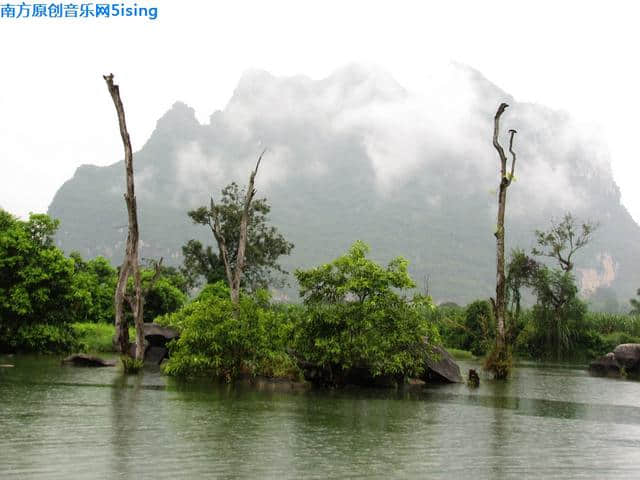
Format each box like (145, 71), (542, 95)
(207, 150), (265, 305)
(492, 103), (517, 360)
(103, 73), (145, 360)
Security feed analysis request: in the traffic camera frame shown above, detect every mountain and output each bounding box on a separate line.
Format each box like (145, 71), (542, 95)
(48, 63), (640, 306)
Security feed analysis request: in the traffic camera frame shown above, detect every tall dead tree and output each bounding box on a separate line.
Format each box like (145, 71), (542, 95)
(104, 73), (145, 360)
(492, 102), (517, 362)
(207, 150), (265, 305)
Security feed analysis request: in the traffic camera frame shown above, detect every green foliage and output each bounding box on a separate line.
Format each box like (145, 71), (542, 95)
(136, 267), (188, 323)
(430, 301), (493, 357)
(485, 345), (512, 380)
(447, 348), (476, 360)
(0, 211), (76, 350)
(158, 282), (298, 381)
(121, 356), (144, 374)
(69, 253), (117, 323)
(600, 332), (640, 353)
(292, 241), (438, 379)
(183, 182), (294, 290)
(296, 240), (415, 304)
(428, 303), (466, 350)
(8, 323), (79, 354)
(462, 300), (494, 356)
(72, 322), (117, 352)
(585, 311), (640, 336)
(532, 213), (598, 272)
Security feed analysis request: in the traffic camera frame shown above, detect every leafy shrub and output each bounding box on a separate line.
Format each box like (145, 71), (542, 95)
(293, 241), (439, 380)
(600, 331), (640, 353)
(158, 282), (298, 381)
(430, 304), (466, 350)
(462, 300), (494, 356)
(71, 322), (128, 353)
(292, 296), (437, 379)
(7, 323), (79, 353)
(121, 356), (144, 374)
(585, 312), (640, 337)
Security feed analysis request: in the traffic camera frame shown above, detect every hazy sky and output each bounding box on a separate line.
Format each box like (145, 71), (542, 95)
(2, 0), (640, 222)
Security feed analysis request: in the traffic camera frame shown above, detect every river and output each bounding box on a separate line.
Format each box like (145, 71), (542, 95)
(1, 355), (639, 479)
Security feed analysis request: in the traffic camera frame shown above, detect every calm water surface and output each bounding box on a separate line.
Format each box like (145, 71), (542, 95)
(1, 355), (640, 479)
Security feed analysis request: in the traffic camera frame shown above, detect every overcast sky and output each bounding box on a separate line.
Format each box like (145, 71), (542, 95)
(1, 0), (639, 223)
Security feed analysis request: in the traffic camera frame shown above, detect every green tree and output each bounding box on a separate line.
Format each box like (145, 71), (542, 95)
(69, 253), (117, 323)
(293, 241), (438, 382)
(0, 211), (75, 350)
(184, 182), (294, 291)
(532, 213), (598, 273)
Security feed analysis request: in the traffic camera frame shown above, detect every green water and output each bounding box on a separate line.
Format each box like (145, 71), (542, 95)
(1, 355), (640, 479)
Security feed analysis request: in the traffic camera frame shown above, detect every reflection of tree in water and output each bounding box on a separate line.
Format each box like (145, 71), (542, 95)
(109, 372), (144, 477)
(287, 388), (431, 477)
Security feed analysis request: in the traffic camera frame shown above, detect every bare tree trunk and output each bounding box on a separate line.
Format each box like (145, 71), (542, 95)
(231, 151), (264, 304)
(104, 73), (144, 360)
(492, 103), (517, 358)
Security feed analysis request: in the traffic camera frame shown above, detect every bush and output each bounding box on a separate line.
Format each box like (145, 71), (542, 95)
(158, 282), (298, 381)
(72, 322), (119, 353)
(462, 300), (494, 356)
(292, 296), (437, 379)
(585, 312), (640, 337)
(430, 304), (466, 350)
(293, 241), (439, 380)
(600, 331), (640, 353)
(7, 323), (79, 353)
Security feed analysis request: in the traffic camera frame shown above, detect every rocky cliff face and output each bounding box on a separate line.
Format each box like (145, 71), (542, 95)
(48, 64), (640, 305)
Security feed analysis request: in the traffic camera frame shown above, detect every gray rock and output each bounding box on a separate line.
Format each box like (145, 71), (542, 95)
(613, 343), (640, 371)
(62, 354), (116, 367)
(143, 323), (179, 347)
(421, 345), (463, 383)
(589, 352), (622, 376)
(145, 346), (168, 365)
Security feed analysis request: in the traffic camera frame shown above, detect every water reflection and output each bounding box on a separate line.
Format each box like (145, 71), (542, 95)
(2, 355), (640, 479)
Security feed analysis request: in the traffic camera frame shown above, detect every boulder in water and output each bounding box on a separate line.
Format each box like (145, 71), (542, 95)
(421, 345), (463, 383)
(589, 352), (622, 376)
(145, 346), (169, 366)
(613, 344), (640, 371)
(63, 354), (116, 367)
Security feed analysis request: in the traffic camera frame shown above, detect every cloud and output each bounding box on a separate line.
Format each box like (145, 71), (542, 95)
(167, 63), (618, 220)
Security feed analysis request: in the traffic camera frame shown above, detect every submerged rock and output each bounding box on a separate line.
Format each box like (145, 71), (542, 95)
(589, 352), (622, 376)
(145, 346), (169, 366)
(613, 344), (640, 371)
(62, 354), (116, 367)
(421, 345), (463, 383)
(590, 343), (640, 377)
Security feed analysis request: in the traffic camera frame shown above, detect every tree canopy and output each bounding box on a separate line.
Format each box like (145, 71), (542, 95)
(183, 182), (294, 290)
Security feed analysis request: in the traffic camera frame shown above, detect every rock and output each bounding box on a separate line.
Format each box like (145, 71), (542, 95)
(589, 352), (622, 376)
(143, 323), (179, 347)
(145, 346), (168, 366)
(421, 345), (463, 383)
(613, 343), (640, 371)
(62, 354), (116, 367)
